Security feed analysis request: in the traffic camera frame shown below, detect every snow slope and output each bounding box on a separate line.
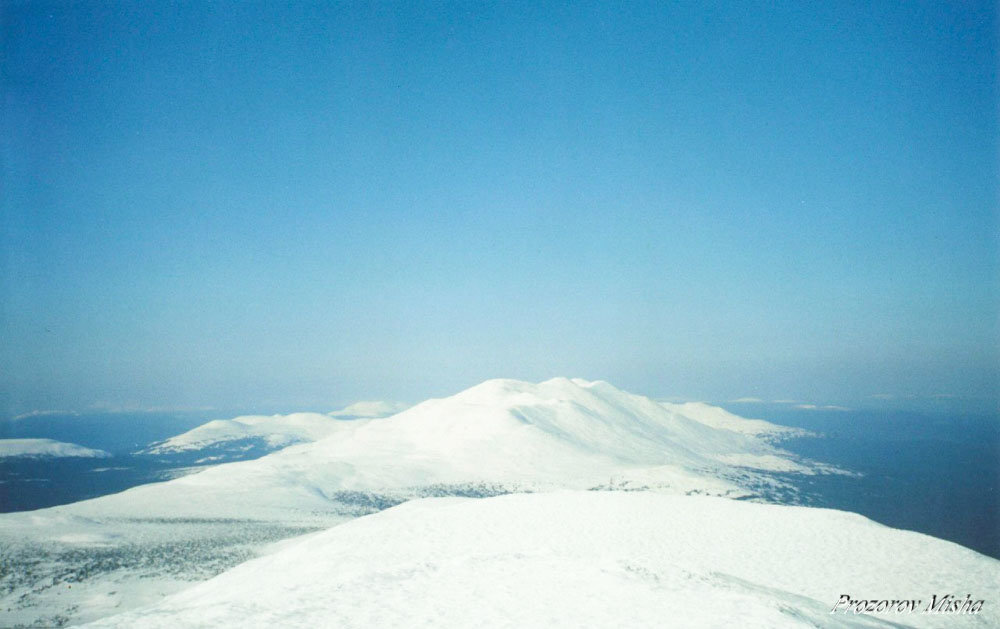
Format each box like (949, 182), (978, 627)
(0, 438), (109, 458)
(661, 400), (799, 436)
(85, 491), (999, 629)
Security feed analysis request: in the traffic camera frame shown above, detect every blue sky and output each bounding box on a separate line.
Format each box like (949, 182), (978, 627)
(2, 1), (997, 414)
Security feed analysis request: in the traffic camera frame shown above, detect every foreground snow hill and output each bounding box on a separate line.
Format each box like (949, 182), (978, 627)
(85, 491), (999, 629)
(0, 438), (109, 458)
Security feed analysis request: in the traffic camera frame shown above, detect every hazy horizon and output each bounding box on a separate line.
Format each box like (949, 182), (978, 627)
(3, 376), (995, 420)
(3, 2), (997, 416)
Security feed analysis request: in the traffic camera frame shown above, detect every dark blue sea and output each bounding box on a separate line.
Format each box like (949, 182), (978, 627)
(2, 407), (997, 560)
(0, 410), (231, 512)
(725, 405), (1000, 561)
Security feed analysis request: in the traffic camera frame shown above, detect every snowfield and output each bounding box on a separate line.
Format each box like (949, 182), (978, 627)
(84, 492), (999, 629)
(0, 438), (109, 459)
(0, 378), (992, 627)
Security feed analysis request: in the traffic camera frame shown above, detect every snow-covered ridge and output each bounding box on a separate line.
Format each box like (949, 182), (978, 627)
(328, 400), (410, 418)
(143, 401), (410, 455)
(141, 412), (350, 454)
(83, 491), (1000, 629)
(661, 400), (804, 437)
(0, 438), (109, 459)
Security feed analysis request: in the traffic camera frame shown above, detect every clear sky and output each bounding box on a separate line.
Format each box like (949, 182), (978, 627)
(2, 1), (997, 415)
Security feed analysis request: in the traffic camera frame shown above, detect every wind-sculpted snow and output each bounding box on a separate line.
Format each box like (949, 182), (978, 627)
(0, 378), (859, 626)
(0, 438), (110, 459)
(84, 492), (1000, 629)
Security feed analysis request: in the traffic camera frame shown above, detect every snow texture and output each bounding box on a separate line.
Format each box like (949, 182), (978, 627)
(85, 491), (999, 629)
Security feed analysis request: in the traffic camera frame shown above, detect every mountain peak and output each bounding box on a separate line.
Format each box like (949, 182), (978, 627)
(31, 379), (821, 525)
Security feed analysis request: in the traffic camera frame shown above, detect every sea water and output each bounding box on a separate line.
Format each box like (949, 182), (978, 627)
(733, 406), (1000, 560)
(1, 411), (222, 512)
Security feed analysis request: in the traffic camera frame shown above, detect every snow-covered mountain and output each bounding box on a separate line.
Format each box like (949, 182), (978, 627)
(4, 377), (971, 628)
(58, 377), (820, 522)
(84, 491), (1000, 629)
(0, 438), (110, 459)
